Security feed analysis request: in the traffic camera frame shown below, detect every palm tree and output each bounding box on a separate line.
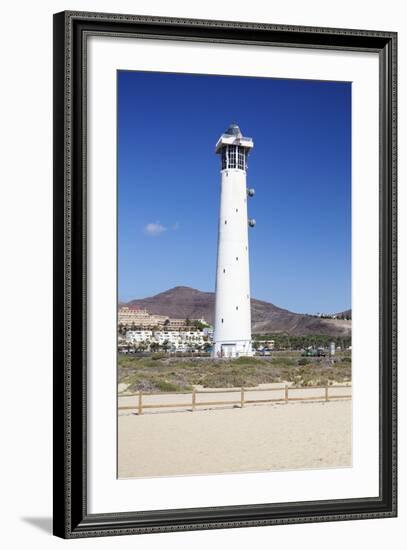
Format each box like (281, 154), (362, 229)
(162, 339), (170, 352)
(150, 341), (160, 353)
(139, 341), (148, 352)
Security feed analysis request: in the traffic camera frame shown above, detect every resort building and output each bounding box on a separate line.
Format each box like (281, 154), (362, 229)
(125, 329), (207, 350)
(118, 306), (209, 331)
(124, 330), (153, 343)
(118, 306), (168, 328)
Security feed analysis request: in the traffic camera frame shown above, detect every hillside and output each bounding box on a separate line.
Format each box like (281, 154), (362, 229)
(126, 287), (351, 337)
(336, 309), (352, 319)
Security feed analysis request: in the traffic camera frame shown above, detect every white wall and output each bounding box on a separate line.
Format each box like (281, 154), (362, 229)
(0, 0), (405, 548)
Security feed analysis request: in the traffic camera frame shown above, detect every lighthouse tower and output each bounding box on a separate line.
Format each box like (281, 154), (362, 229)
(212, 123), (255, 358)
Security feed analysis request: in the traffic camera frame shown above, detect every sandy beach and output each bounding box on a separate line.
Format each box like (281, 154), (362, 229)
(118, 395), (352, 478)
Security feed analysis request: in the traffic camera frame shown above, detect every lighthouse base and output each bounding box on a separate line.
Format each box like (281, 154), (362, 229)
(212, 340), (254, 359)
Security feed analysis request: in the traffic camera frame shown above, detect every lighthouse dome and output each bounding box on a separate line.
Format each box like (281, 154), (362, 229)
(224, 123), (243, 138)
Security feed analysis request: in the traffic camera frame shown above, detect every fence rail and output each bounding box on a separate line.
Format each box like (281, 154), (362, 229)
(118, 384), (352, 415)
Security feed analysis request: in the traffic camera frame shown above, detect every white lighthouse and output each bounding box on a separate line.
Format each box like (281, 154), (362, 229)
(212, 123), (255, 358)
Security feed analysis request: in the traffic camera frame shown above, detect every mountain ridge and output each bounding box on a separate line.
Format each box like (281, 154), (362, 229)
(126, 286), (351, 337)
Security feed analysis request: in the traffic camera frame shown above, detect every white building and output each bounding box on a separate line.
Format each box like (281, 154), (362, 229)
(125, 330), (153, 343)
(179, 331), (205, 346)
(203, 326), (214, 338)
(118, 306), (168, 327)
(126, 329), (206, 350)
(213, 123), (255, 358)
(153, 331), (181, 347)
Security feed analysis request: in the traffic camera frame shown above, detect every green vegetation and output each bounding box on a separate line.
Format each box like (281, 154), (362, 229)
(154, 380), (192, 392)
(192, 319), (209, 330)
(118, 351), (351, 393)
(253, 333), (351, 350)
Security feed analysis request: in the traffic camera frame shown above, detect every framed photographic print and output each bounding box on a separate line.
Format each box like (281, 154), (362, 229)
(53, 11), (397, 538)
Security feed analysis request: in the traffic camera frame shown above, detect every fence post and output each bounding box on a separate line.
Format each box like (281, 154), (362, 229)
(285, 384), (289, 403)
(192, 389), (196, 411)
(138, 390), (143, 415)
(325, 386), (329, 402)
(241, 387), (245, 408)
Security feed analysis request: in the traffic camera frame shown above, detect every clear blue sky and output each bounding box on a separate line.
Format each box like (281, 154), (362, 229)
(118, 70), (351, 314)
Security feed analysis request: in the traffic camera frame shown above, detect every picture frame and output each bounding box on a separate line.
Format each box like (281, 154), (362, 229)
(53, 10), (397, 538)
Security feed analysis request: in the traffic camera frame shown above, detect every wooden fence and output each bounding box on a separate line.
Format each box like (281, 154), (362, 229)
(118, 384), (352, 415)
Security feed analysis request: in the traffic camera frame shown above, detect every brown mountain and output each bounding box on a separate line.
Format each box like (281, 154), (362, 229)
(336, 309), (352, 319)
(126, 286), (351, 337)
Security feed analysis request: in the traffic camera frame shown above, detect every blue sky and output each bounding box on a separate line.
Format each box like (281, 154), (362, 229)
(118, 70), (351, 314)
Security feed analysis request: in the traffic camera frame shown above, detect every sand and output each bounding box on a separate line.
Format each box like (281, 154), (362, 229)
(118, 397), (352, 478)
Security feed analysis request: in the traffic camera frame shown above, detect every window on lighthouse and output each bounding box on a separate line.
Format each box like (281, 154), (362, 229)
(221, 148), (227, 170)
(221, 145), (246, 170)
(227, 146), (236, 169)
(238, 146), (245, 170)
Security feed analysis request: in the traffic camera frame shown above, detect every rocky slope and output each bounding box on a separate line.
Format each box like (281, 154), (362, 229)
(126, 286), (351, 337)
